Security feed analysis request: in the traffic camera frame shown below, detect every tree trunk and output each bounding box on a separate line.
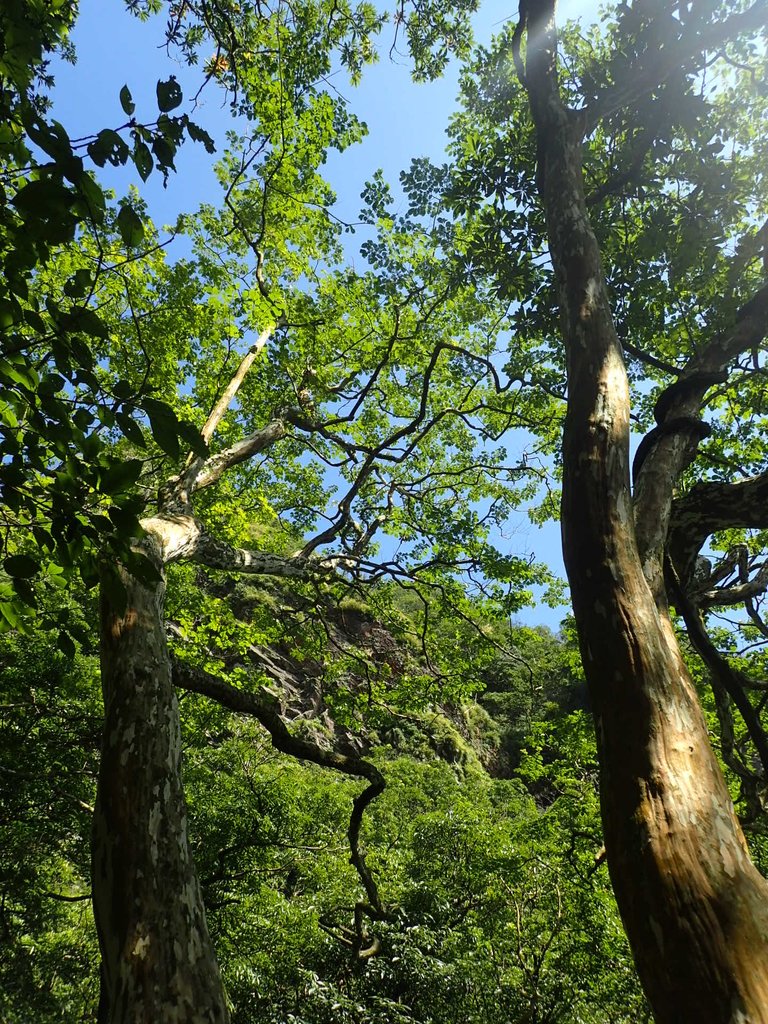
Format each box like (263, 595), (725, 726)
(521, 3), (768, 1019)
(93, 556), (229, 1023)
(562, 363), (768, 1022)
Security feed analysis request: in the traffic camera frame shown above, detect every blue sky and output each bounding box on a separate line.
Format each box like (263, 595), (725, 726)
(53, 0), (600, 225)
(50, 1), (602, 627)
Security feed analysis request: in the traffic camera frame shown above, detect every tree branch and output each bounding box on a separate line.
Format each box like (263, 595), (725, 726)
(202, 327), (274, 445)
(620, 337), (680, 376)
(699, 563), (768, 610)
(188, 529), (336, 578)
(141, 510), (342, 579)
(171, 658), (385, 916)
(666, 556), (768, 779)
(298, 341), (509, 557)
(178, 325), (278, 495)
(190, 417), (286, 492)
(633, 279), (768, 584)
(668, 470), (768, 585)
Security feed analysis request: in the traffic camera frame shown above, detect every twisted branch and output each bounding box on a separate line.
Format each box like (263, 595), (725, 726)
(171, 658), (386, 923)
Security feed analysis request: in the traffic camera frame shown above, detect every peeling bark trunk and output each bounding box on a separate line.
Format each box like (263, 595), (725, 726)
(521, 3), (768, 1019)
(93, 554), (229, 1023)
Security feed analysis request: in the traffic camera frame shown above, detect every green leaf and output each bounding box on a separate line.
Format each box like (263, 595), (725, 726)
(56, 629), (76, 658)
(61, 306), (108, 339)
(115, 411), (146, 448)
(186, 120), (216, 154)
(133, 139), (153, 181)
(60, 154), (84, 184)
(98, 458), (144, 494)
(12, 178), (75, 216)
(142, 397), (180, 460)
(87, 128), (130, 168)
(72, 407), (94, 430)
(32, 527), (54, 552)
(0, 400), (19, 428)
(119, 84), (135, 116)
(152, 136), (176, 172)
(0, 301), (17, 330)
(107, 505), (141, 535)
(0, 601), (22, 630)
(156, 76), (182, 113)
(63, 268), (93, 298)
(3, 554), (39, 578)
(116, 204), (144, 248)
(177, 418), (209, 458)
(112, 380), (135, 400)
(0, 356), (38, 391)
(24, 117), (72, 161)
(11, 576), (36, 608)
(38, 372), (66, 396)
(74, 173), (106, 224)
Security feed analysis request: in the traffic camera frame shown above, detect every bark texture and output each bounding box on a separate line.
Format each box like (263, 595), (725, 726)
(91, 498), (331, 1019)
(91, 364), (321, 1020)
(520, 1), (768, 1019)
(93, 547), (229, 1023)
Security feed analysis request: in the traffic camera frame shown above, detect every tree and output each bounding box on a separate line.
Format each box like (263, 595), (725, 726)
(90, 199), (545, 1018)
(442, 1), (768, 1019)
(2, 604), (648, 1024)
(1, 2), (559, 1019)
(0, 0), (225, 634)
(6, 1), (768, 1021)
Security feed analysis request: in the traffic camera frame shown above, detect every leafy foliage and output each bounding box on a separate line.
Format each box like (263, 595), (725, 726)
(4, 0), (768, 1019)
(0, 616), (100, 1022)
(0, 609), (647, 1023)
(0, 2), (219, 627)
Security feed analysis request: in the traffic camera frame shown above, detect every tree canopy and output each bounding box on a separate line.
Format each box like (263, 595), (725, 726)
(2, 1), (768, 1021)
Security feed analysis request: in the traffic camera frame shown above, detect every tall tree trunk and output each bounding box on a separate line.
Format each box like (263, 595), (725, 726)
(561, 328), (768, 1021)
(93, 555), (229, 1023)
(521, 2), (768, 1019)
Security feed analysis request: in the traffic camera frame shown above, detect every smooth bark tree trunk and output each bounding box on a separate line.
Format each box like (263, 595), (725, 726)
(521, 3), (768, 1020)
(562, 344), (768, 1020)
(93, 556), (229, 1023)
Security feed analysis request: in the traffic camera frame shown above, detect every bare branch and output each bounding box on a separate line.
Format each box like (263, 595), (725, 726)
(699, 564), (768, 610)
(667, 557), (768, 777)
(179, 325), (276, 495)
(634, 279), (768, 577)
(42, 890), (92, 902)
(688, 281), (768, 377)
(142, 510), (337, 579)
(746, 600), (768, 642)
(191, 417), (286, 492)
(620, 337), (680, 376)
(188, 529), (332, 578)
(299, 342), (512, 557)
(201, 327), (274, 446)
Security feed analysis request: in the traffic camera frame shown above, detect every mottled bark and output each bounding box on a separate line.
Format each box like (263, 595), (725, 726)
(93, 552), (229, 1023)
(89, 316), (330, 1018)
(91, 500), (338, 1020)
(519, 1), (768, 1019)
